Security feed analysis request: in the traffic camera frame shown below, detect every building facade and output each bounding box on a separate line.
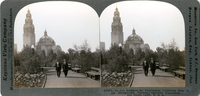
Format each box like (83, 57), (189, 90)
(111, 7), (124, 46)
(23, 9), (61, 55)
(14, 44), (17, 55)
(36, 30), (61, 55)
(111, 8), (150, 53)
(23, 9), (35, 47)
(124, 28), (150, 54)
(100, 42), (105, 51)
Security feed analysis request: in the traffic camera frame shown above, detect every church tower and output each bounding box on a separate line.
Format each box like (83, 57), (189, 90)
(23, 9), (35, 47)
(111, 7), (123, 45)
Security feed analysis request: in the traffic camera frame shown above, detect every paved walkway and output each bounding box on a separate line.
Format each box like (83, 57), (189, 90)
(131, 66), (185, 87)
(43, 67), (100, 88)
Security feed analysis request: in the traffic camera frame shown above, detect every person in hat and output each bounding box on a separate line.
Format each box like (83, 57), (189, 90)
(55, 61), (62, 77)
(150, 58), (156, 76)
(62, 59), (69, 77)
(143, 58), (149, 76)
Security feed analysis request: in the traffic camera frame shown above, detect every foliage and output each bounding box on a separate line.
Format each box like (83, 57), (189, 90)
(17, 46), (41, 74)
(102, 44), (129, 73)
(156, 39), (185, 72)
(127, 48), (134, 64)
(38, 50), (46, 66)
(132, 48), (145, 65)
(46, 49), (57, 65)
(67, 40), (100, 73)
(57, 50), (69, 63)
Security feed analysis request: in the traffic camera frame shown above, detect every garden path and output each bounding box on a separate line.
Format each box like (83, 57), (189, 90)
(131, 67), (185, 87)
(43, 67), (100, 88)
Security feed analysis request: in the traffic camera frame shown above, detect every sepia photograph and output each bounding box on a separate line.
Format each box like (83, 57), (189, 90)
(1, 0), (200, 96)
(14, 1), (100, 88)
(100, 1), (185, 87)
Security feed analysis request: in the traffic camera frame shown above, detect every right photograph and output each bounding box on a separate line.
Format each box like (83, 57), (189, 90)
(100, 1), (185, 87)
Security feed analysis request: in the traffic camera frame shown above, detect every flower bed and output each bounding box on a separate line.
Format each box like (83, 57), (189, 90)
(14, 72), (46, 88)
(101, 70), (133, 87)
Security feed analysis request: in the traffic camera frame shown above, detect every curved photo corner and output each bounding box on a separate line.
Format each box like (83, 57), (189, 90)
(14, 1), (100, 88)
(100, 1), (185, 87)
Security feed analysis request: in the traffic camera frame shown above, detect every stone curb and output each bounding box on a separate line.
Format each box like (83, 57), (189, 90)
(42, 74), (47, 88)
(128, 72), (134, 87)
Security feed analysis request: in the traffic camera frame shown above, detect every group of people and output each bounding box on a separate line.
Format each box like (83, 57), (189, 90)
(143, 58), (156, 76)
(55, 59), (69, 77)
(55, 58), (155, 77)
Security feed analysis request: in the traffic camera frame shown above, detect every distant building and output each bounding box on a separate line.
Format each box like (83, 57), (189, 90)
(100, 42), (105, 51)
(36, 30), (61, 55)
(14, 44), (17, 55)
(23, 9), (61, 55)
(111, 7), (124, 46)
(111, 7), (150, 53)
(124, 27), (150, 54)
(23, 9), (35, 47)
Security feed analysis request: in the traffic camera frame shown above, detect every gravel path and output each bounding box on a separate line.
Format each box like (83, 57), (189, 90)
(43, 67), (100, 88)
(131, 67), (185, 87)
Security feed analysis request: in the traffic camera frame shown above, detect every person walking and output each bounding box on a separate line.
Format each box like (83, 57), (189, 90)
(143, 58), (149, 76)
(63, 59), (69, 77)
(150, 58), (156, 76)
(55, 61), (61, 77)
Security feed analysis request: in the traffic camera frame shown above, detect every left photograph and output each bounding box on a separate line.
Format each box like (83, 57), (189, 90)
(14, 1), (100, 88)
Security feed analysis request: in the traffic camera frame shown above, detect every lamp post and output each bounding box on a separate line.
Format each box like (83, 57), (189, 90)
(31, 45), (36, 74)
(118, 43), (124, 72)
(31, 45), (35, 56)
(119, 43), (122, 54)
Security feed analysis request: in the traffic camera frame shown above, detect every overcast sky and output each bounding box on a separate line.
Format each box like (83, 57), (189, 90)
(100, 1), (185, 51)
(15, 1), (185, 53)
(14, 1), (99, 52)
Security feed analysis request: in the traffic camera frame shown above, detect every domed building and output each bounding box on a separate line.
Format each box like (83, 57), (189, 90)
(110, 7), (150, 54)
(124, 27), (150, 54)
(36, 29), (61, 55)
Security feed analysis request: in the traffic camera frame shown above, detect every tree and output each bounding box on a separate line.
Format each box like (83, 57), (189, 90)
(39, 50), (46, 66)
(80, 39), (91, 52)
(56, 50), (69, 63)
(127, 48), (134, 64)
(68, 48), (76, 63)
(132, 48), (145, 65)
(73, 39), (91, 52)
(17, 46), (41, 74)
(145, 49), (157, 63)
(46, 49), (57, 66)
(103, 44), (129, 72)
(160, 39), (185, 72)
(14, 53), (20, 66)
(156, 47), (165, 65)
(18, 46), (32, 62)
(70, 39), (100, 73)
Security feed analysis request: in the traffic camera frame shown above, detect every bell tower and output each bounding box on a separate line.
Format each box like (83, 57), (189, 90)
(111, 7), (124, 45)
(23, 9), (35, 47)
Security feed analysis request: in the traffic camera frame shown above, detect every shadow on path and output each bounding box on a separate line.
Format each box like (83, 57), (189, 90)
(61, 76), (87, 78)
(131, 67), (185, 87)
(152, 75), (175, 78)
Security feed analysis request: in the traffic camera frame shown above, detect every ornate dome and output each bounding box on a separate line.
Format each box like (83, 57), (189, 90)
(37, 30), (55, 46)
(126, 27), (144, 44)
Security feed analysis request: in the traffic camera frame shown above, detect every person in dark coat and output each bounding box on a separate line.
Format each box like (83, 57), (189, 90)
(55, 61), (61, 77)
(62, 59), (68, 77)
(150, 58), (156, 76)
(143, 58), (149, 76)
